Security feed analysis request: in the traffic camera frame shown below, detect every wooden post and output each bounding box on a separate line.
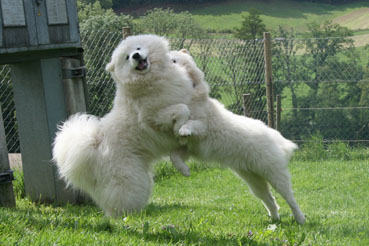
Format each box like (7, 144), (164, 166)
(122, 27), (131, 39)
(242, 93), (252, 118)
(276, 95), (281, 131)
(0, 106), (16, 207)
(11, 58), (79, 203)
(264, 32), (274, 128)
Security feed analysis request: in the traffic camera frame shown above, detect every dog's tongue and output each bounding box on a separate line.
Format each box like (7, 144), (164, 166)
(137, 59), (148, 70)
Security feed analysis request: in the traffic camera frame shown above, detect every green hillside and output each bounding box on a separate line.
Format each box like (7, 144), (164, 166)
(184, 0), (369, 34)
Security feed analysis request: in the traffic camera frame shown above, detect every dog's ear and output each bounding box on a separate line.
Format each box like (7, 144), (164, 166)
(105, 61), (115, 72)
(180, 49), (189, 54)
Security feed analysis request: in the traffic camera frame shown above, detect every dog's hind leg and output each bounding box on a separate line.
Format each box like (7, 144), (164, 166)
(235, 170), (280, 222)
(170, 148), (190, 177)
(264, 169), (305, 224)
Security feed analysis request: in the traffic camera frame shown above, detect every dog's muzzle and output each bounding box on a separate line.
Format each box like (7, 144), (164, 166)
(132, 53), (148, 71)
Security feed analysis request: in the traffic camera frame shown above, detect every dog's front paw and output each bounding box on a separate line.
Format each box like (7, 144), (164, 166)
(179, 125), (192, 137)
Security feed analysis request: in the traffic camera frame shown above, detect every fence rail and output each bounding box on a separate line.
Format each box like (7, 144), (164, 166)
(1, 31), (369, 154)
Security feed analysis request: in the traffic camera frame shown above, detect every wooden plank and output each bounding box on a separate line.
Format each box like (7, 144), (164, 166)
(3, 27), (29, 47)
(65, 0), (81, 43)
(24, 0), (38, 46)
(46, 0), (68, 25)
(0, 106), (16, 207)
(48, 25), (70, 43)
(0, 0), (26, 27)
(32, 0), (50, 45)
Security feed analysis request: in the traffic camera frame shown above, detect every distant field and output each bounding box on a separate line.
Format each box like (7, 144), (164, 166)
(187, 0), (369, 34)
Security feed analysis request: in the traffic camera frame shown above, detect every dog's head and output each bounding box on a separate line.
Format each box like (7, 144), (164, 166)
(170, 49), (205, 88)
(170, 49), (210, 99)
(106, 34), (172, 84)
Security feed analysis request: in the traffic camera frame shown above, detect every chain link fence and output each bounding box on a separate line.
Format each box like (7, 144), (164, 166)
(1, 31), (369, 157)
(273, 34), (369, 143)
(81, 30), (267, 120)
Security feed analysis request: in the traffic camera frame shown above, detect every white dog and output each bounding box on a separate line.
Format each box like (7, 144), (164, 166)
(168, 49), (306, 224)
(53, 35), (195, 216)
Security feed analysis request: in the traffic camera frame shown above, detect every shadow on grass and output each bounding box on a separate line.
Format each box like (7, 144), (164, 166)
(3, 205), (267, 245)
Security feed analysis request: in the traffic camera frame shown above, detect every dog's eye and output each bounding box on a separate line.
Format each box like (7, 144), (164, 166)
(172, 59), (176, 63)
(126, 55), (129, 60)
(137, 48), (140, 50)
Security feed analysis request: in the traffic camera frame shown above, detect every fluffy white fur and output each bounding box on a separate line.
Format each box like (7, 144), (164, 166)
(169, 50), (306, 224)
(53, 35), (195, 216)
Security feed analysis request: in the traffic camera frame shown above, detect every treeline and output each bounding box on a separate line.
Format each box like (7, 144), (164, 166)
(113, 0), (224, 8)
(112, 0), (363, 8)
(79, 0), (225, 9)
(301, 0), (362, 4)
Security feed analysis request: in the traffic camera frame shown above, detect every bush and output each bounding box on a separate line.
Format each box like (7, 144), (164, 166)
(293, 134), (357, 161)
(135, 8), (208, 39)
(78, 1), (132, 33)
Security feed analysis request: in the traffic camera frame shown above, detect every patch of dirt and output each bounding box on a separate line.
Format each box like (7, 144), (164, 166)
(333, 8), (369, 29)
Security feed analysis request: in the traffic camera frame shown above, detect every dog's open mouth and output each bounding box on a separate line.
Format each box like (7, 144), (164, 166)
(135, 58), (148, 71)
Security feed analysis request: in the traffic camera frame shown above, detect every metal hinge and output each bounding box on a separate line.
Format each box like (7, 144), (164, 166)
(0, 170), (15, 185)
(62, 66), (86, 79)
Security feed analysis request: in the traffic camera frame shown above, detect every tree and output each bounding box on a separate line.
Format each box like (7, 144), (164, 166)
(136, 8), (207, 42)
(79, 0), (112, 9)
(234, 8), (266, 40)
(78, 1), (132, 33)
(273, 26), (305, 123)
(302, 21), (354, 104)
(273, 21), (368, 142)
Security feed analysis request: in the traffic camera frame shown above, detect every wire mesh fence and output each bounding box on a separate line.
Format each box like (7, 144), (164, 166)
(272, 34), (369, 143)
(1, 31), (368, 155)
(0, 65), (19, 153)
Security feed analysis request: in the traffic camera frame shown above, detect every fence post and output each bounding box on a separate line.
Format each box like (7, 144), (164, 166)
(122, 27), (131, 39)
(0, 106), (16, 207)
(264, 32), (274, 129)
(242, 93), (252, 118)
(276, 94), (281, 131)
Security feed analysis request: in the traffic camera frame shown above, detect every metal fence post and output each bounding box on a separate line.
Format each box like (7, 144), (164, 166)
(61, 57), (88, 115)
(0, 106), (15, 207)
(264, 32), (274, 129)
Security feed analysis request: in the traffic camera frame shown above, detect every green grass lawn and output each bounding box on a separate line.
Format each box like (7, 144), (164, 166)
(1, 152), (369, 245)
(188, 0), (369, 35)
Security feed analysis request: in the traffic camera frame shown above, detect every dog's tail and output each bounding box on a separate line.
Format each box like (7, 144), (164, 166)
(281, 138), (298, 162)
(52, 113), (101, 190)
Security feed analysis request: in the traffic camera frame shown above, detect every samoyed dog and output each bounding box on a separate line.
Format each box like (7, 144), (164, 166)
(53, 35), (195, 216)
(168, 49), (306, 224)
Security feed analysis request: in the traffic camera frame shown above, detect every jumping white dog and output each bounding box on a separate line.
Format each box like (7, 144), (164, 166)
(53, 35), (195, 216)
(168, 49), (305, 224)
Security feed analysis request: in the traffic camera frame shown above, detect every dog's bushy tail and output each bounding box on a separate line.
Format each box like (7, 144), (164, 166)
(281, 138), (298, 161)
(52, 114), (101, 190)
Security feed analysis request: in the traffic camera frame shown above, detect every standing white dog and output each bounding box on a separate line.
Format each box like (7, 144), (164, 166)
(168, 50), (305, 224)
(53, 35), (194, 216)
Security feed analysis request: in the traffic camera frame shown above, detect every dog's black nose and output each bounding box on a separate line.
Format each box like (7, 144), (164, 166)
(132, 53), (141, 60)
